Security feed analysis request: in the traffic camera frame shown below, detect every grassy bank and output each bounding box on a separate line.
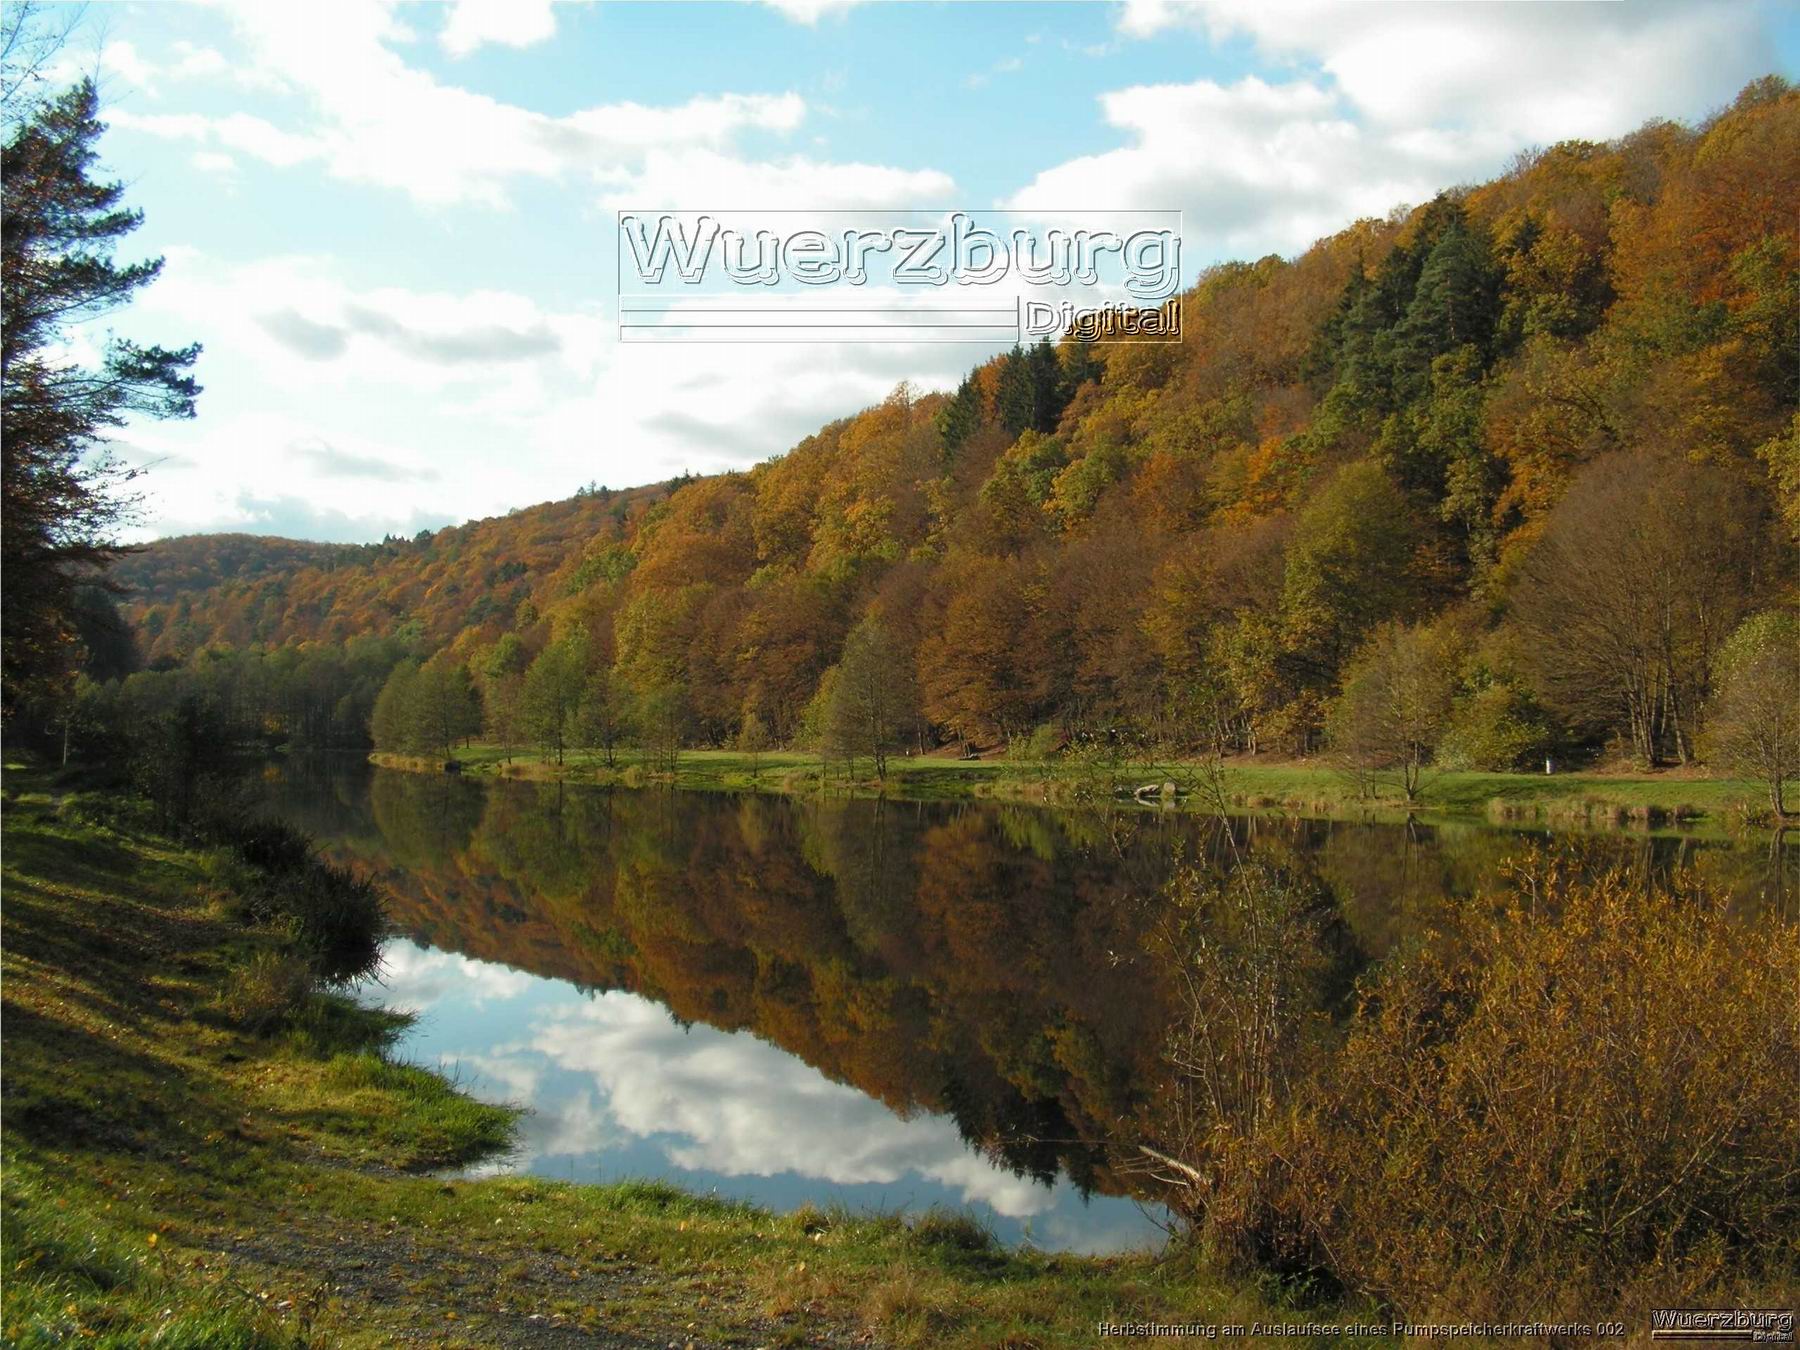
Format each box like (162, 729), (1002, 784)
(373, 745), (1774, 832)
(0, 771), (1367, 1348)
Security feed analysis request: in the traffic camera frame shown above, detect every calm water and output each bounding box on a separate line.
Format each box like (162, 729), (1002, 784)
(262, 760), (1797, 1254)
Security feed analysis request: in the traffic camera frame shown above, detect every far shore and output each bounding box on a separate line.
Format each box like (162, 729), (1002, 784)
(364, 745), (1784, 835)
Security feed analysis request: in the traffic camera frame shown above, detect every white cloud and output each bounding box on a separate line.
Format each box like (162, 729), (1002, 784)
(167, 41), (235, 82)
(116, 247), (984, 541)
(512, 1087), (615, 1165)
(46, 39), (174, 97)
(54, 33), (276, 96)
(1018, 2), (1771, 263)
(122, 411), (460, 541)
(965, 54), (1025, 91)
(756, 0), (867, 25)
(190, 150), (237, 176)
(450, 1050), (546, 1104)
(103, 3), (941, 213)
(113, 109), (321, 168)
(117, 251), (604, 533)
(114, 78), (808, 210)
(604, 147), (952, 211)
(1118, 1), (1768, 144)
(135, 250), (598, 390)
(565, 90), (806, 151)
(98, 39), (159, 91)
(1006, 75), (1436, 259)
(440, 0), (560, 58)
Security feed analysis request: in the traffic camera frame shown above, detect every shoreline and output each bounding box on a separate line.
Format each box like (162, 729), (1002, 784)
(366, 747), (1779, 837)
(0, 770), (1361, 1346)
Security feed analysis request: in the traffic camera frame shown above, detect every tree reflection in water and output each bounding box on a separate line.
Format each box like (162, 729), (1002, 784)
(268, 760), (1798, 1251)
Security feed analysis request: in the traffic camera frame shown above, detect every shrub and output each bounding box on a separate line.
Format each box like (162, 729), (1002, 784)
(905, 1209), (994, 1254)
(196, 846), (262, 921)
(1281, 856), (1800, 1316)
(258, 861), (386, 985)
(221, 816), (314, 875)
(56, 788), (152, 833)
(215, 951), (314, 1033)
(1008, 722), (1063, 762)
(1437, 681), (1550, 771)
(1705, 608), (1800, 818)
(1137, 861), (1337, 1274)
(195, 812), (387, 988)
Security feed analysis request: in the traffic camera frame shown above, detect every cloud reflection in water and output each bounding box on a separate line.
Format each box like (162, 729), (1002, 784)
(363, 938), (1164, 1253)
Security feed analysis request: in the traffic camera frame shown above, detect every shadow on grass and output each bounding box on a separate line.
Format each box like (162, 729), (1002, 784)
(0, 1002), (206, 1156)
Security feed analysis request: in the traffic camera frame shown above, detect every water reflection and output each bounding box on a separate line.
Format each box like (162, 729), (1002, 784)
(268, 760), (1797, 1253)
(364, 937), (1159, 1252)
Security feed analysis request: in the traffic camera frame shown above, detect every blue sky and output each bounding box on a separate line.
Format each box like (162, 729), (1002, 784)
(42, 0), (1800, 542)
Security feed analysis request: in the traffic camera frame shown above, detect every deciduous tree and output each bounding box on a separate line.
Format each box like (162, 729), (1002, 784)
(736, 708), (771, 783)
(577, 664), (625, 768)
(825, 617), (918, 779)
(521, 636), (586, 766)
(1511, 451), (1779, 766)
(1706, 610), (1800, 819)
(371, 660), (420, 753)
(1327, 621), (1462, 801)
(411, 654), (480, 761)
(635, 680), (688, 773)
(1280, 461), (1420, 687)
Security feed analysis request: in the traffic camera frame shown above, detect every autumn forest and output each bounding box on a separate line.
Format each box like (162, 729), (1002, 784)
(89, 78), (1800, 804)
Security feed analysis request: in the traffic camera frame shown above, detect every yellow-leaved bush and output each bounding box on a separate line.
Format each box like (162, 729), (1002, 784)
(1291, 855), (1800, 1315)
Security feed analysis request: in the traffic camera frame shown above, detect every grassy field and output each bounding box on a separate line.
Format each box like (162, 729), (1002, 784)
(0, 772), (1375, 1348)
(373, 744), (1775, 832)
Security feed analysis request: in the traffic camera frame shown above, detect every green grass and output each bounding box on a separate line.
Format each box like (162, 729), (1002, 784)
(1, 770), (1379, 1347)
(273, 1050), (521, 1168)
(378, 743), (1774, 832)
(1210, 761), (1761, 823)
(2, 1160), (315, 1349)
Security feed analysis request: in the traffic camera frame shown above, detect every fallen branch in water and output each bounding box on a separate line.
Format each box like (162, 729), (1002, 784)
(1137, 1143), (1205, 1189)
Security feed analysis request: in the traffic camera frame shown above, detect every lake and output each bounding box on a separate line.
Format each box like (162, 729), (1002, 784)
(262, 760), (1797, 1255)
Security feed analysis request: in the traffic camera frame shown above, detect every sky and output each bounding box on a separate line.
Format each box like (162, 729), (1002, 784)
(38, 0), (1800, 543)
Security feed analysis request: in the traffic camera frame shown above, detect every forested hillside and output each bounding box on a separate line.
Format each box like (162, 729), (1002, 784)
(120, 487), (669, 654)
(112, 534), (359, 607)
(114, 78), (1799, 776)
